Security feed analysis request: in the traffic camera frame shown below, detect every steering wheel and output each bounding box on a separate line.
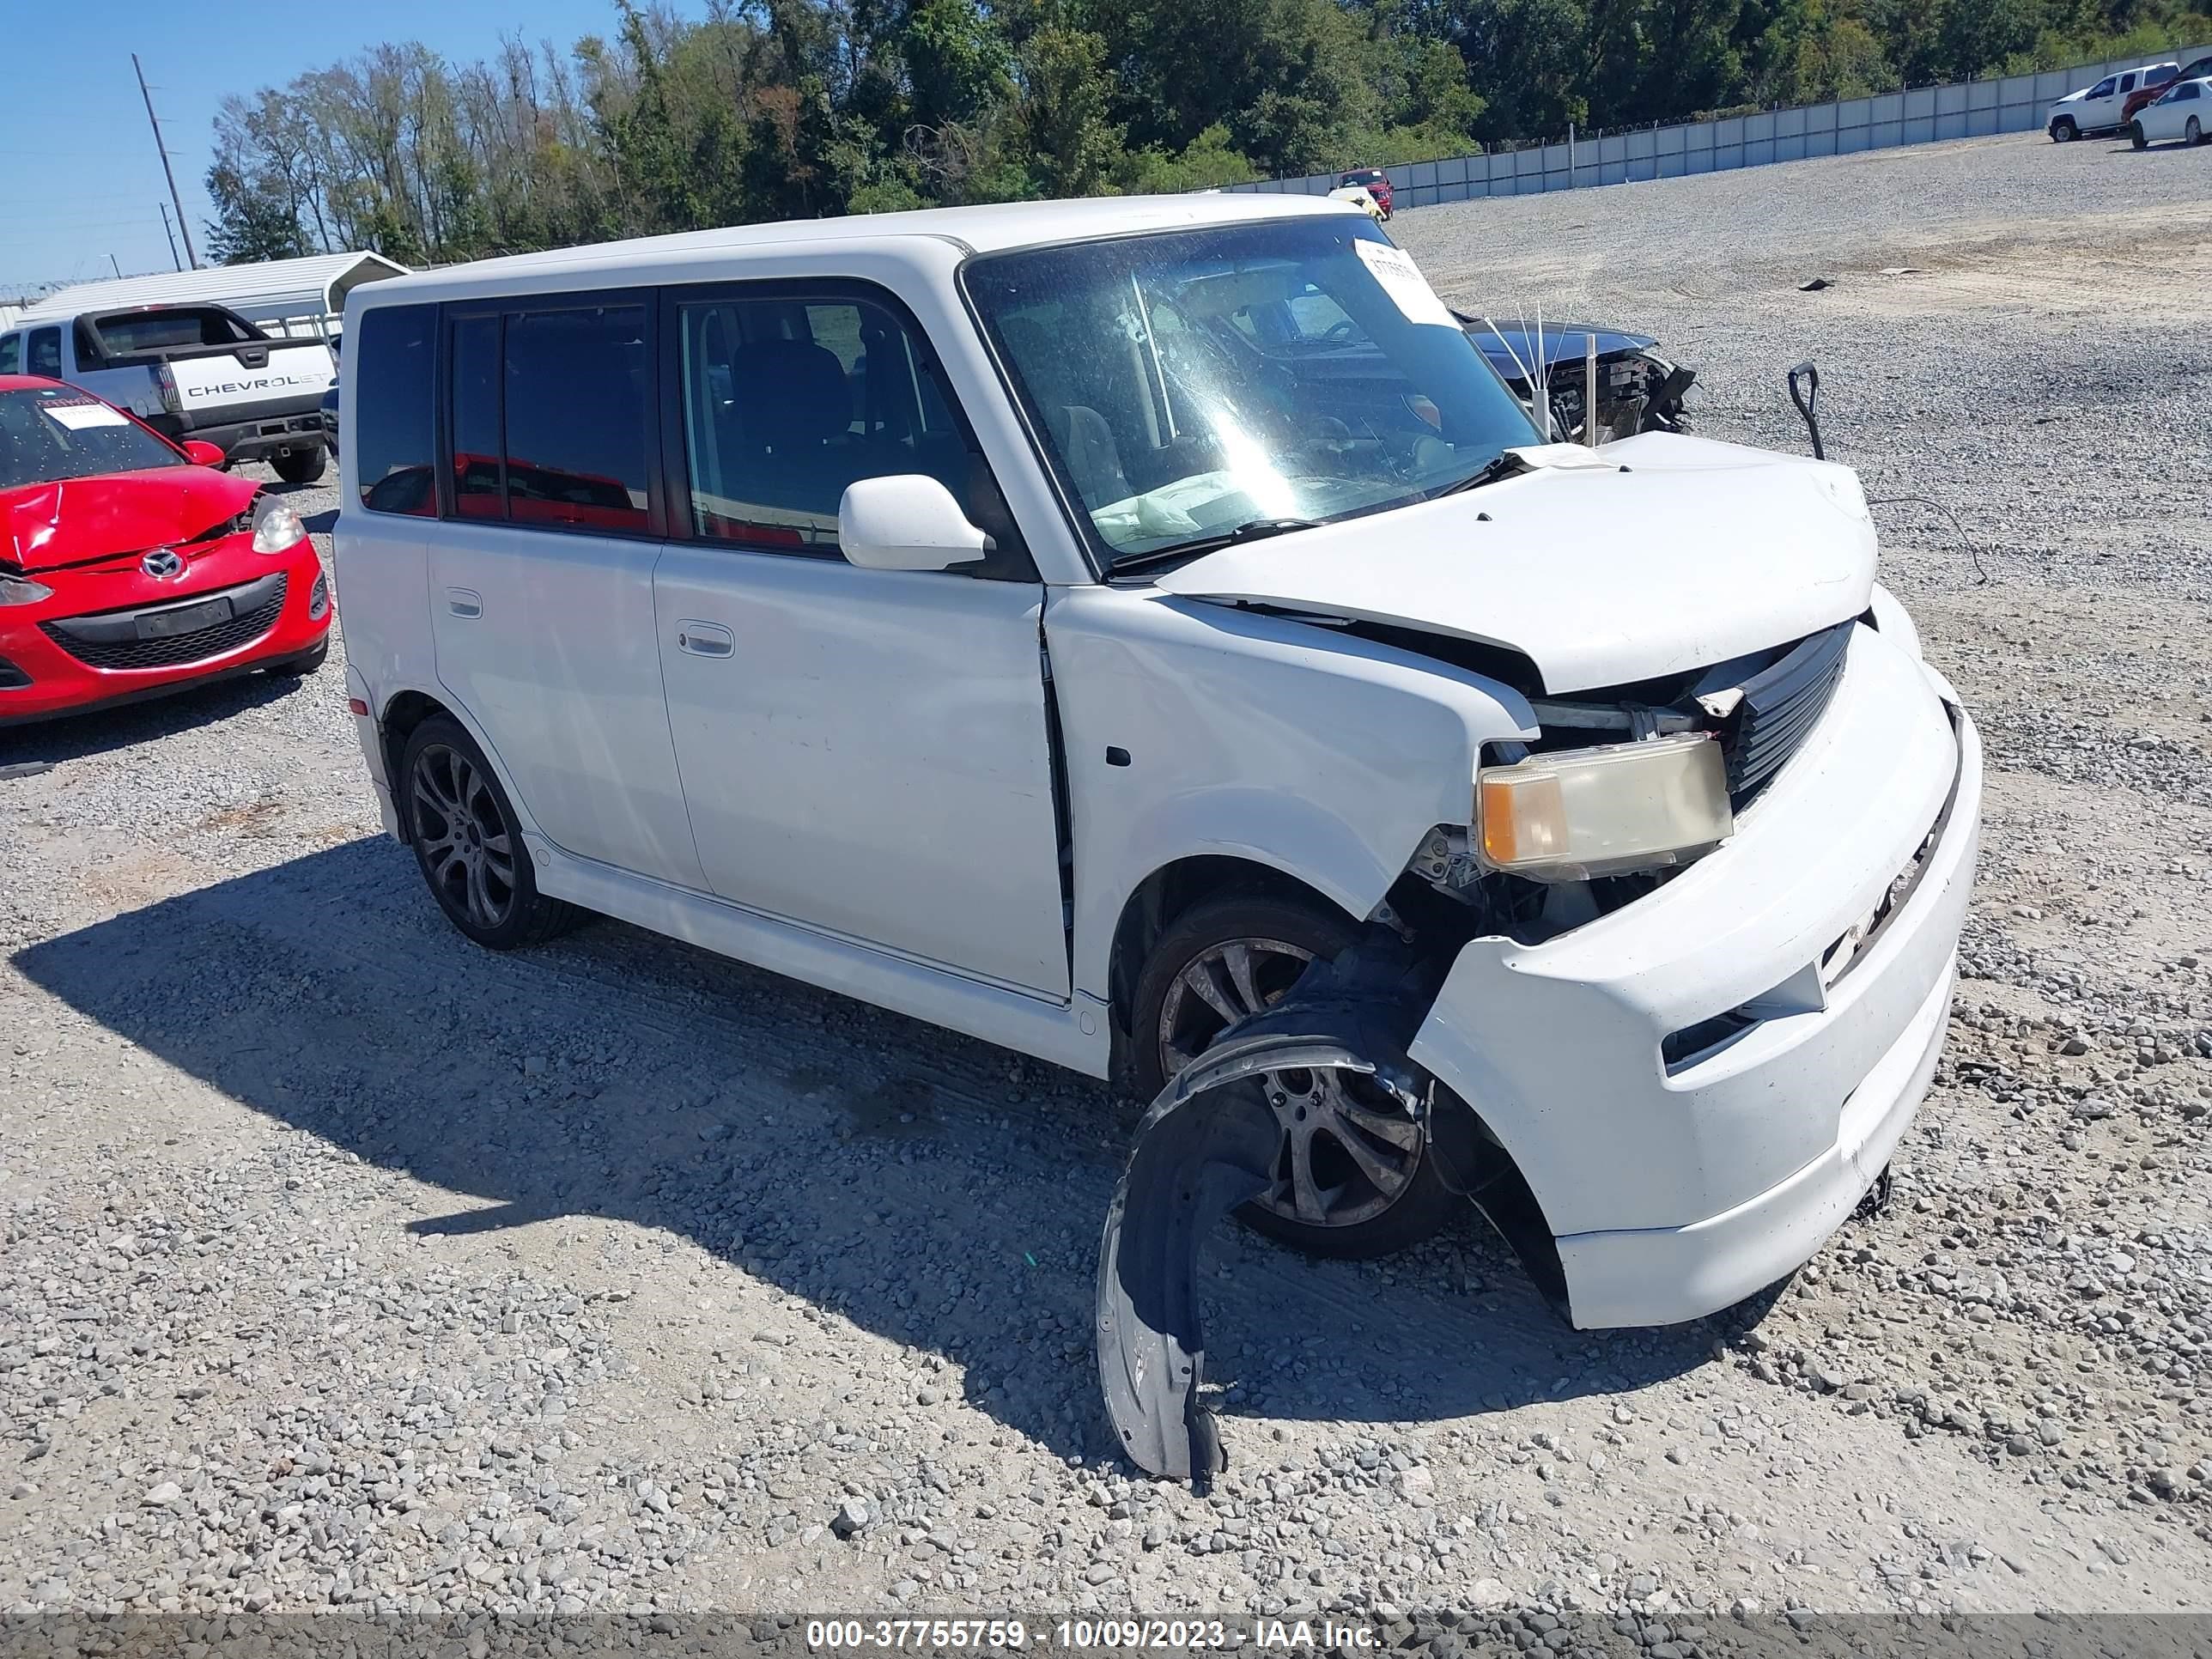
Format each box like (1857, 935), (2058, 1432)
(1320, 319), (1358, 343)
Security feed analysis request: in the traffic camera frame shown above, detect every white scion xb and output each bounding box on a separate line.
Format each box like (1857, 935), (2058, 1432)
(335, 195), (1979, 1342)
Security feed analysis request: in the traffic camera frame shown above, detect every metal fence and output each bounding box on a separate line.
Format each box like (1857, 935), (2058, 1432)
(1223, 49), (2210, 209)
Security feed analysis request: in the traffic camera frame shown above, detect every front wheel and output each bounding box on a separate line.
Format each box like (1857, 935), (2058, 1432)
(2051, 117), (2077, 142)
(2132, 121), (2149, 149)
(1131, 893), (1457, 1259)
(271, 446), (327, 485)
(399, 715), (580, 950)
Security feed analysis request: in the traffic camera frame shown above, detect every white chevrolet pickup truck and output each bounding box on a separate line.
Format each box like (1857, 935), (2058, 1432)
(0, 301), (334, 483)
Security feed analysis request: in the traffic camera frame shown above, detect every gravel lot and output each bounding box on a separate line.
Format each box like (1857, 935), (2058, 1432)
(2, 131), (2208, 1629)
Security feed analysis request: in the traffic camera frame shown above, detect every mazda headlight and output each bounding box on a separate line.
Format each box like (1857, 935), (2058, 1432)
(1477, 733), (1734, 880)
(252, 501), (307, 554)
(0, 575), (55, 606)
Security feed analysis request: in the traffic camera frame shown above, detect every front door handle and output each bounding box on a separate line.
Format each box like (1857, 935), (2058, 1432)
(676, 620), (733, 658)
(446, 587), (483, 619)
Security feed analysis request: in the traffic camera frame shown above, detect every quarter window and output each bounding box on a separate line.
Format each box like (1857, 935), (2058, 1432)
(354, 304), (436, 516)
(676, 294), (979, 553)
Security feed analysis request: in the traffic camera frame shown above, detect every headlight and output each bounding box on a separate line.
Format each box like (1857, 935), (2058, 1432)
(251, 501), (307, 554)
(1477, 733), (1734, 881)
(0, 575), (55, 606)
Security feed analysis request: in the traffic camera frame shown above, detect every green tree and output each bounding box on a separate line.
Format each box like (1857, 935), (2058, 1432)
(1019, 26), (1127, 194)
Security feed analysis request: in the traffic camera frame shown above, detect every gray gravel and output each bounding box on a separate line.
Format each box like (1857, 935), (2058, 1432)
(2, 131), (2208, 1623)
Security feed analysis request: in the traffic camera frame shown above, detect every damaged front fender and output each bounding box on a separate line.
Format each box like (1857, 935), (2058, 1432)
(1096, 942), (1453, 1483)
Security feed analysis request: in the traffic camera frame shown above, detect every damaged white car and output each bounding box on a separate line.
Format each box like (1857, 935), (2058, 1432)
(335, 195), (1979, 1481)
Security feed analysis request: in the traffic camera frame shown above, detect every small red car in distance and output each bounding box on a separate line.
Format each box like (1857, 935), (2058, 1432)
(1338, 168), (1393, 219)
(2125, 54), (2210, 122)
(1, 375), (331, 726)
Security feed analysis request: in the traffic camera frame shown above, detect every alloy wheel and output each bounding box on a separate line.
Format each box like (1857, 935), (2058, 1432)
(411, 743), (518, 929)
(1155, 936), (1425, 1230)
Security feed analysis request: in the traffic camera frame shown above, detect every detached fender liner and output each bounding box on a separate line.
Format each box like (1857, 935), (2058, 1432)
(1095, 938), (1443, 1483)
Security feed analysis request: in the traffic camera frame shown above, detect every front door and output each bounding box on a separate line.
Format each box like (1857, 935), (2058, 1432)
(653, 283), (1069, 997)
(427, 295), (705, 890)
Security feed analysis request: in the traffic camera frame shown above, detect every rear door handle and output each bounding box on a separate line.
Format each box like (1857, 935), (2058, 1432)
(446, 587), (482, 619)
(676, 621), (733, 657)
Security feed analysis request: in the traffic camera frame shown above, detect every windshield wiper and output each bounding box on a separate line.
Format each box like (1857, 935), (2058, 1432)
(1427, 452), (1528, 500)
(1105, 516), (1321, 576)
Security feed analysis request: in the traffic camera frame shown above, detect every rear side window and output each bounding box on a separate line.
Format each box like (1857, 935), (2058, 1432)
(501, 305), (651, 533)
(27, 329), (60, 378)
(449, 313), (502, 520)
(355, 304), (436, 516)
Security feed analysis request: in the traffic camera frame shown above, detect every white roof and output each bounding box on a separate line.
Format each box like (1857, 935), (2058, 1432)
(362, 193), (1349, 307)
(14, 251), (409, 326)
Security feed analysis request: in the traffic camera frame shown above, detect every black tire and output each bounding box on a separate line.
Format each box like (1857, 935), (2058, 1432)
(2190, 116), (2203, 146)
(2131, 121), (2148, 149)
(1130, 892), (1456, 1260)
(263, 638), (328, 678)
(271, 446), (327, 485)
(398, 715), (580, 950)
(2051, 117), (2076, 142)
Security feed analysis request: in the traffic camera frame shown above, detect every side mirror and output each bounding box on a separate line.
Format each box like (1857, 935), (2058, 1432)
(837, 475), (988, 572)
(180, 440), (227, 468)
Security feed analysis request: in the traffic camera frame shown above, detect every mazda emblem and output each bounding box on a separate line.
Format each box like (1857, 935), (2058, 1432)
(142, 549), (185, 580)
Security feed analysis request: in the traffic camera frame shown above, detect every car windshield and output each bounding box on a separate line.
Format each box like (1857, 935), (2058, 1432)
(967, 216), (1539, 567)
(0, 386), (185, 489)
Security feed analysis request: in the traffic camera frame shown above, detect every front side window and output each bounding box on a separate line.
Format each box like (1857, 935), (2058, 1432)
(966, 216), (1539, 569)
(354, 304), (436, 515)
(26, 329), (60, 379)
(2087, 76), (2118, 97)
(0, 336), (18, 375)
(0, 386), (184, 489)
(677, 292), (981, 553)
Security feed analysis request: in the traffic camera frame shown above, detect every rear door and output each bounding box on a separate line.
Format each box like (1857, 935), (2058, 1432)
(651, 281), (1069, 996)
(425, 292), (706, 891)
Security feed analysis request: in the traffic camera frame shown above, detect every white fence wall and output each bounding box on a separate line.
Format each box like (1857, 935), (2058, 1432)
(1224, 49), (2210, 208)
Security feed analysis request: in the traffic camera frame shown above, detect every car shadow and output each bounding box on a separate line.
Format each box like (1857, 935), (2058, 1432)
(13, 841), (1726, 1468)
(0, 667), (318, 766)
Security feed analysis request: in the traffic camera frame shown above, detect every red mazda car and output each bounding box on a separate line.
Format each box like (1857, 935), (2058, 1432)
(0, 375), (331, 726)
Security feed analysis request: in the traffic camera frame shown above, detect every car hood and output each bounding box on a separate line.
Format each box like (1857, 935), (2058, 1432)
(1465, 320), (1661, 382)
(1152, 433), (1879, 693)
(0, 466), (257, 573)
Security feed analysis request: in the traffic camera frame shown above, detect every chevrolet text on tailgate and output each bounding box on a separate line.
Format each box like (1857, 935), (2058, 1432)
(333, 197), (1980, 1480)
(0, 302), (335, 486)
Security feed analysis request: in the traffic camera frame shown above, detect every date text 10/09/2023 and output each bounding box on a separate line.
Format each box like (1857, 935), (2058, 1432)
(805, 1620), (1382, 1652)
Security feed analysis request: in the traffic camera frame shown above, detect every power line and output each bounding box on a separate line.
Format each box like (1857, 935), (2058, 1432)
(133, 52), (198, 270)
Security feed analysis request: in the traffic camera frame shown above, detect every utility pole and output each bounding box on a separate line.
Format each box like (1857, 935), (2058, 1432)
(158, 203), (181, 271)
(134, 52), (198, 270)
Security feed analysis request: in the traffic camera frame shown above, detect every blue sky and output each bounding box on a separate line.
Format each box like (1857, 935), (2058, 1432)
(0, 0), (643, 297)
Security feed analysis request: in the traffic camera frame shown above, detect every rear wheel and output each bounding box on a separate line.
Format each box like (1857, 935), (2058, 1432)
(399, 715), (580, 950)
(271, 446), (327, 485)
(2189, 115), (2203, 145)
(2132, 121), (2149, 149)
(1131, 892), (1456, 1259)
(2051, 117), (2077, 142)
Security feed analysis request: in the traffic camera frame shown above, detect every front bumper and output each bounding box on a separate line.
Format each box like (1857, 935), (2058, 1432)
(1408, 624), (1981, 1328)
(0, 550), (331, 726)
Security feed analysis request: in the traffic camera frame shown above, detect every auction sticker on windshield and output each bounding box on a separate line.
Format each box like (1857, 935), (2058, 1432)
(39, 400), (131, 431)
(1352, 239), (1456, 329)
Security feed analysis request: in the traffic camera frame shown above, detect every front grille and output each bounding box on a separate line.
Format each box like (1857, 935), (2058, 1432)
(41, 574), (289, 672)
(1723, 620), (1852, 801)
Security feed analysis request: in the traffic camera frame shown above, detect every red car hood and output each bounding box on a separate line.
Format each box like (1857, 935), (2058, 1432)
(1, 467), (258, 574)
